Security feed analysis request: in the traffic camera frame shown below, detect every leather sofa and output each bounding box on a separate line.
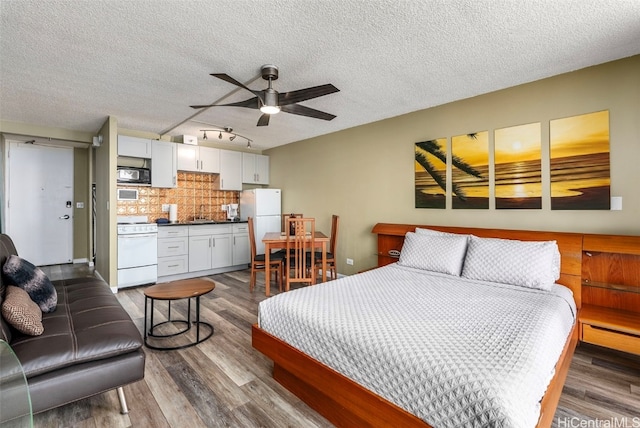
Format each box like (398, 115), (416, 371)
(0, 234), (145, 420)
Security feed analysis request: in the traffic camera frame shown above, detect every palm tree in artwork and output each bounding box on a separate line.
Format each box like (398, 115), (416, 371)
(415, 135), (484, 201)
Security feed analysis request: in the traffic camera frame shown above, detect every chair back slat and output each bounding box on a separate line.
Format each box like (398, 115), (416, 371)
(285, 217), (316, 290)
(282, 213), (303, 234)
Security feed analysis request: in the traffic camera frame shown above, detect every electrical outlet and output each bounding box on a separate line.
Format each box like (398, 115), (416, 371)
(76, 202), (84, 209)
(346, 258), (354, 265)
(161, 204), (170, 212)
(221, 204), (227, 211)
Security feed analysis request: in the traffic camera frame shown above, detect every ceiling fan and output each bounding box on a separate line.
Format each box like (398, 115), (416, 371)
(190, 65), (340, 126)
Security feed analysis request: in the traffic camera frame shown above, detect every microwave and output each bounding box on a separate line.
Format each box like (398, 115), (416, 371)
(117, 167), (151, 185)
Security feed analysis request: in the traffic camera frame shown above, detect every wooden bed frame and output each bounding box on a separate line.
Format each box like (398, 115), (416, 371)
(252, 224), (583, 428)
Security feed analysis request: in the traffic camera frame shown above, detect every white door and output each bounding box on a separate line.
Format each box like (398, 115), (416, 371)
(6, 142), (73, 265)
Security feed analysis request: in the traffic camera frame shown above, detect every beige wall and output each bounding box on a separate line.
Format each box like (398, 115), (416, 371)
(73, 148), (90, 260)
(94, 117), (117, 285)
(267, 55), (640, 275)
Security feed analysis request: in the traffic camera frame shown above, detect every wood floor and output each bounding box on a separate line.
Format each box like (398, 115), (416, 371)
(33, 265), (640, 428)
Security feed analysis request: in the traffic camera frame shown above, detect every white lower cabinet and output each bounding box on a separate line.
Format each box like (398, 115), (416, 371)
(157, 226), (189, 276)
(157, 223), (249, 282)
(188, 224), (233, 272)
(232, 223), (250, 266)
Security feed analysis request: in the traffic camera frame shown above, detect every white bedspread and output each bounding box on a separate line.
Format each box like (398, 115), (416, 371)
(258, 263), (576, 428)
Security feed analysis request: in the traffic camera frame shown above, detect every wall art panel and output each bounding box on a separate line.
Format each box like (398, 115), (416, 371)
(494, 122), (542, 209)
(415, 139), (447, 209)
(549, 110), (610, 210)
(451, 132), (489, 209)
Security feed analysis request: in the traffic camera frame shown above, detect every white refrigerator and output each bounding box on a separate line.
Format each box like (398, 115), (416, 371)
(240, 188), (282, 255)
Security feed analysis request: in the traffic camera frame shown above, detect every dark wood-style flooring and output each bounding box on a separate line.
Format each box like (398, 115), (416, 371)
(33, 264), (640, 428)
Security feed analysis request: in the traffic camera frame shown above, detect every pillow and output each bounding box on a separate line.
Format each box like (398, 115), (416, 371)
(398, 232), (469, 276)
(1, 285), (44, 336)
(2, 255), (57, 313)
(461, 235), (559, 290)
(415, 227), (463, 237)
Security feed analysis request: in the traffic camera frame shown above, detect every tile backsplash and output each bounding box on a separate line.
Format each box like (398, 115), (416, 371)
(117, 172), (239, 222)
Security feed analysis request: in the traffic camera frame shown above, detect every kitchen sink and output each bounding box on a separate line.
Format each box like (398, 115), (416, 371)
(188, 219), (218, 224)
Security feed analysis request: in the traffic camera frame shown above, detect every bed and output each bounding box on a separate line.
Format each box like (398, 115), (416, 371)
(252, 224), (583, 427)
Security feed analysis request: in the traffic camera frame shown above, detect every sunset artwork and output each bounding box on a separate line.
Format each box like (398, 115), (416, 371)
(451, 131), (489, 209)
(415, 138), (447, 208)
(494, 122), (542, 209)
(550, 111), (610, 210)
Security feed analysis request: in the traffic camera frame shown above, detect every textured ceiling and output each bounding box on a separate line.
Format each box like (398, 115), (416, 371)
(1, 0), (639, 150)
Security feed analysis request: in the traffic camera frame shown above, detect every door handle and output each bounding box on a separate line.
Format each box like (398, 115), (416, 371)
(59, 214), (70, 220)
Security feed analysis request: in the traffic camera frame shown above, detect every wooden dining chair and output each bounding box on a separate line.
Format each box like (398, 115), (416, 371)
(281, 213), (303, 235)
(248, 217), (284, 293)
(284, 217), (316, 291)
(314, 214), (339, 281)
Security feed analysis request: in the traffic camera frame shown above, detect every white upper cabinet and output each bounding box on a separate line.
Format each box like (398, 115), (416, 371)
(118, 135), (151, 158)
(176, 144), (198, 171)
(198, 146), (220, 173)
(219, 150), (243, 190)
(242, 153), (269, 184)
(151, 140), (177, 188)
(177, 145), (220, 173)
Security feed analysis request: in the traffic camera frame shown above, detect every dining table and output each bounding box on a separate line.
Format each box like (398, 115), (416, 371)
(262, 231), (329, 296)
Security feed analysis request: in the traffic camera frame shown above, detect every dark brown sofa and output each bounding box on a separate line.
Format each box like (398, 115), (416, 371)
(0, 233), (145, 422)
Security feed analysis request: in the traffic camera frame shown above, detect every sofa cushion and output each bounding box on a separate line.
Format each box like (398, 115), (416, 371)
(1, 286), (44, 336)
(2, 255), (57, 313)
(9, 277), (143, 378)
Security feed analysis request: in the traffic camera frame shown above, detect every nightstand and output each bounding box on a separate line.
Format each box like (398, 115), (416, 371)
(579, 235), (640, 355)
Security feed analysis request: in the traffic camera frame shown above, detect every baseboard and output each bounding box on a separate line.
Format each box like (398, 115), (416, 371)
(73, 258), (89, 264)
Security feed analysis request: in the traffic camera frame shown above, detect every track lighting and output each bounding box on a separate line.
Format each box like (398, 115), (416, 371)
(198, 127), (254, 149)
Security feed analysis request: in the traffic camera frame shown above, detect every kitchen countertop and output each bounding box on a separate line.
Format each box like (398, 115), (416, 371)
(156, 220), (247, 226)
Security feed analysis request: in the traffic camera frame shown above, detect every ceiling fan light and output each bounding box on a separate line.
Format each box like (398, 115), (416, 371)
(260, 105), (280, 115)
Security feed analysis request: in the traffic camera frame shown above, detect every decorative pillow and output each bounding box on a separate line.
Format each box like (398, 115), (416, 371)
(1, 286), (44, 336)
(461, 235), (559, 290)
(398, 232), (469, 276)
(2, 255), (57, 313)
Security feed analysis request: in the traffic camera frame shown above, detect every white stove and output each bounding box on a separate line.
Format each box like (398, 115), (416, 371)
(117, 216), (158, 288)
(117, 215), (158, 234)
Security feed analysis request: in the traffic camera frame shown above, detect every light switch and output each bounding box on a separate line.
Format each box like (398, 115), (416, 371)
(611, 196), (622, 211)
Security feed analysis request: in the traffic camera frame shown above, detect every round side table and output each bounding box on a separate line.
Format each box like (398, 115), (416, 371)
(143, 278), (215, 351)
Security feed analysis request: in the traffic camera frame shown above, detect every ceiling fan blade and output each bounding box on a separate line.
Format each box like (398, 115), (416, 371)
(280, 103), (336, 121)
(257, 113), (270, 127)
(191, 96), (260, 110)
(278, 84), (339, 106)
(210, 73), (260, 97)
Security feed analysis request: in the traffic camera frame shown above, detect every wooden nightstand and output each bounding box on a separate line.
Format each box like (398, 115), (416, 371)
(579, 235), (640, 355)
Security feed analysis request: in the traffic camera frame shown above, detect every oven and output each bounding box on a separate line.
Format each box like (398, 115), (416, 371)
(117, 216), (158, 288)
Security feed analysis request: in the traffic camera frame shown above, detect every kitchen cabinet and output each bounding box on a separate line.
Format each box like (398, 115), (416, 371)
(157, 226), (189, 276)
(177, 145), (220, 173)
(242, 153), (269, 184)
(151, 140), (177, 188)
(118, 135), (151, 158)
(188, 224), (233, 272)
(232, 223), (250, 266)
(219, 150), (243, 190)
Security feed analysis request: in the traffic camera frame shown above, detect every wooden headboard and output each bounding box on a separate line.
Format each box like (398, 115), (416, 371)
(371, 223), (584, 308)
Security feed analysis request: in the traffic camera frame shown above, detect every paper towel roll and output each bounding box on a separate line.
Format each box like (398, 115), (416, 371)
(169, 204), (178, 223)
